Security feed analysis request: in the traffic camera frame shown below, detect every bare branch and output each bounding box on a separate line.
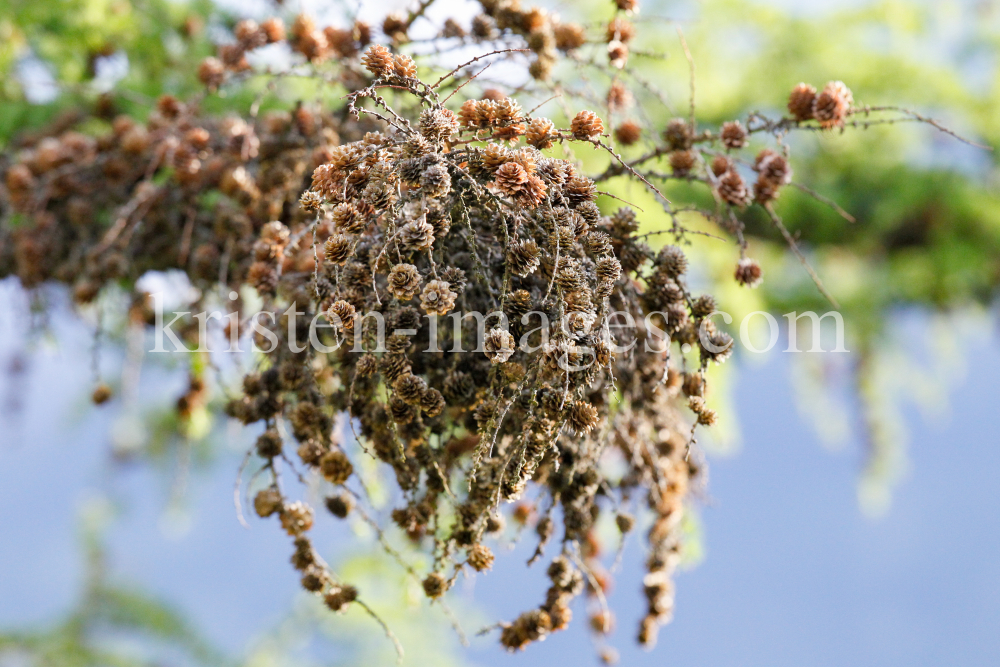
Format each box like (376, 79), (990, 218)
(764, 203), (840, 308)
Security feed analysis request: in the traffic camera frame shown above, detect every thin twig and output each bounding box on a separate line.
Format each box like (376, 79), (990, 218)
(233, 449), (252, 529)
(676, 27), (696, 132)
(355, 599), (405, 663)
(854, 105), (992, 151)
(430, 49), (529, 89)
(442, 62), (493, 105)
(788, 181), (856, 223)
(763, 203), (840, 308)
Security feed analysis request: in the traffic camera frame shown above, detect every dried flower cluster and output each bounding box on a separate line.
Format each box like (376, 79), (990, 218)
(0, 0), (958, 659)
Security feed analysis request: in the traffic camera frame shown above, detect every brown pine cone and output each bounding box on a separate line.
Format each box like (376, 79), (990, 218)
(494, 98), (522, 123)
(382, 12), (408, 43)
(362, 180), (396, 210)
(507, 240), (541, 277)
(720, 120), (748, 149)
(422, 572), (449, 598)
(606, 18), (635, 42)
(505, 289), (533, 323)
(516, 176), (547, 208)
(291, 14), (315, 39)
(299, 190), (322, 213)
(393, 54), (417, 78)
(734, 257), (763, 287)
(472, 14), (498, 39)
(483, 143), (510, 172)
(394, 374), (428, 405)
(320, 449), (354, 484)
(753, 149), (791, 202)
(324, 584), (358, 611)
(426, 207), (451, 238)
(608, 40), (629, 68)
(691, 294), (716, 318)
(325, 300), (357, 333)
(382, 354), (412, 382)
(554, 22), (586, 51)
(420, 279), (457, 316)
(443, 371), (475, 404)
(293, 28), (328, 63)
(484, 328), (516, 364)
(355, 354), (379, 376)
(755, 149), (790, 181)
(521, 7), (547, 32)
(235, 19), (267, 49)
(248, 261), (278, 295)
(813, 81), (853, 129)
(325, 493), (354, 518)
(259, 17), (285, 43)
(657, 245), (688, 277)
(458, 99), (480, 128)
(526, 118), (556, 150)
(493, 123), (526, 144)
(568, 400), (599, 433)
(468, 544), (495, 572)
(442, 18), (465, 38)
(333, 202), (366, 234)
(508, 147), (538, 175)
(476, 100), (499, 126)
(362, 44), (394, 77)
(597, 257), (622, 284)
(198, 57), (225, 89)
(254, 488), (282, 518)
(389, 395), (416, 423)
(420, 388), (446, 417)
(787, 83), (817, 121)
(400, 220), (435, 252)
(717, 169), (749, 207)
(324, 233), (354, 265)
(353, 20), (371, 45)
(710, 154), (730, 177)
(669, 150), (697, 176)
(439, 267), (466, 293)
(311, 164), (340, 200)
(420, 162), (451, 198)
(387, 263), (421, 300)
(607, 81), (633, 111)
(615, 120), (642, 146)
(280, 501), (315, 536)
(419, 108), (459, 142)
(92, 383), (113, 405)
(564, 175), (597, 206)
(664, 118), (691, 150)
(321, 27), (353, 58)
(571, 110), (604, 141)
(402, 135), (434, 159)
(584, 230), (614, 256)
(494, 161), (529, 196)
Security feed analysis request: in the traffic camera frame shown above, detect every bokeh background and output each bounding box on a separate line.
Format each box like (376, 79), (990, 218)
(2, 0), (1000, 665)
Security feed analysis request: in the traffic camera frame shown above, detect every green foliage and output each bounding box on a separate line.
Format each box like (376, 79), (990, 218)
(628, 0), (1000, 316)
(1, 0), (217, 142)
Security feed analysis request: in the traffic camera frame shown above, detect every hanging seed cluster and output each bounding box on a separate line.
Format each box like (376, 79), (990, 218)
(214, 45), (731, 649)
(1, 0), (958, 657)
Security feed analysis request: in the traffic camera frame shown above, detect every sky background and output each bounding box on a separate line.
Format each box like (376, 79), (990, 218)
(2, 279), (998, 667)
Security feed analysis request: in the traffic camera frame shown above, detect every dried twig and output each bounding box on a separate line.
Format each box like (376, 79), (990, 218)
(764, 203), (840, 308)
